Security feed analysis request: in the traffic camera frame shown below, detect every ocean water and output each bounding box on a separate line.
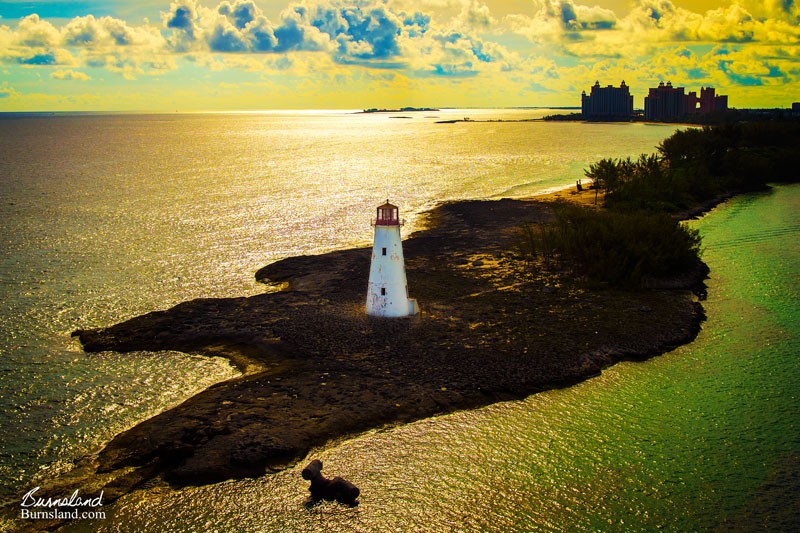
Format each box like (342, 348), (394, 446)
(55, 183), (799, 532)
(8, 110), (794, 530)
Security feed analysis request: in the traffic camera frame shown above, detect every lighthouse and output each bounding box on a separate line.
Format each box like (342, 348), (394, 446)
(366, 201), (419, 317)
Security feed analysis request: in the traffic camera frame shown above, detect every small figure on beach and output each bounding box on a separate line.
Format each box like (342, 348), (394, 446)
(302, 459), (360, 507)
(576, 179), (583, 191)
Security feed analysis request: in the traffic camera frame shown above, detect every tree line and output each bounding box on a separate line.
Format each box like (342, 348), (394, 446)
(520, 119), (800, 287)
(586, 120), (800, 212)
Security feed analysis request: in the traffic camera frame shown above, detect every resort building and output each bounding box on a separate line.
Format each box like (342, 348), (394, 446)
(644, 81), (688, 122)
(699, 87), (728, 115)
(581, 81), (634, 121)
(645, 82), (728, 121)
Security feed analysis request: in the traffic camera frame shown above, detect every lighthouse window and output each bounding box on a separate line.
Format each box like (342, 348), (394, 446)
(382, 247), (387, 256)
(381, 288), (386, 296)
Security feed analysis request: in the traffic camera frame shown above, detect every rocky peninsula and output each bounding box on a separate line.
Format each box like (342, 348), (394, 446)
(71, 193), (707, 501)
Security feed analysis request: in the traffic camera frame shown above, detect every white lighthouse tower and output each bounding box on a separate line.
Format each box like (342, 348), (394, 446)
(366, 201), (419, 317)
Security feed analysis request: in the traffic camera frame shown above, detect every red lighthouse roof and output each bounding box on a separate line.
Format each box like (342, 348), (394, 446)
(375, 200), (400, 226)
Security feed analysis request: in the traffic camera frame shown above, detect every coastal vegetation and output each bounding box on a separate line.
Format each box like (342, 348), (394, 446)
(522, 120), (800, 286)
(520, 206), (701, 287)
(588, 120), (800, 212)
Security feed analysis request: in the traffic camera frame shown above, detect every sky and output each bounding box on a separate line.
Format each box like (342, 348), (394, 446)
(0, 0), (798, 111)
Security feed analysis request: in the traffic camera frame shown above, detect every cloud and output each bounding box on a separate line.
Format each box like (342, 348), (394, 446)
(14, 14), (61, 47)
(207, 14), (251, 52)
(164, 1), (199, 33)
(51, 69), (91, 80)
(17, 52), (58, 65)
(85, 52), (177, 80)
(709, 45), (792, 87)
(1, 0), (798, 108)
(618, 0), (753, 43)
(430, 62), (477, 76)
(396, 23), (518, 78)
(156, 0), (502, 72)
(219, 0), (259, 29)
(0, 81), (16, 98)
(403, 11), (430, 37)
(510, 0), (800, 55)
(63, 15), (163, 48)
(159, 0), (332, 54)
(14, 48), (77, 66)
(321, 2), (404, 60)
(1, 13), (173, 77)
(618, 0), (800, 45)
(737, 0), (800, 21)
(0, 1), (559, 80)
(458, 0), (496, 29)
(162, 0), (202, 50)
(259, 1), (405, 61)
(560, 1), (617, 31)
(507, 0), (617, 43)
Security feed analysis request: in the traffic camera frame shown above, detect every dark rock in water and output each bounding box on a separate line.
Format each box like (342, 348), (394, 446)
(302, 459), (360, 506)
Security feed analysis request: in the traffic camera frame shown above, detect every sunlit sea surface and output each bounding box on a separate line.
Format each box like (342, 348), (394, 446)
(1, 110), (796, 530)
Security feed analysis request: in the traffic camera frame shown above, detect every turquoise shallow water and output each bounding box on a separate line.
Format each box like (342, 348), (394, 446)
(66, 185), (799, 531)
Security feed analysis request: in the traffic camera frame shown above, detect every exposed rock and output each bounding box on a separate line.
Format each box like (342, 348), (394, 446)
(302, 459), (360, 506)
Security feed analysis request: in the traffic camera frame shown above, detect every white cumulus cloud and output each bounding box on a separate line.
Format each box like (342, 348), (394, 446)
(51, 69), (91, 80)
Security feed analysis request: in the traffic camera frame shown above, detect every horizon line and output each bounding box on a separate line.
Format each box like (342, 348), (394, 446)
(0, 107), (585, 115)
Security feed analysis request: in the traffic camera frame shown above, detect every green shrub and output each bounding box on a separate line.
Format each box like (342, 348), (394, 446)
(521, 203), (702, 287)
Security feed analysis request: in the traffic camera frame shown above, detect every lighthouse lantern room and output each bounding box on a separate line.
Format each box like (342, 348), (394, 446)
(366, 201), (419, 317)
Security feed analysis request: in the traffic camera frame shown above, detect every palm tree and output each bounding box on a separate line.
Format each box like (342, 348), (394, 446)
(584, 158), (619, 204)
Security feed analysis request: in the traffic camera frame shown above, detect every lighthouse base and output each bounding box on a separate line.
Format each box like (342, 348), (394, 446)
(365, 292), (420, 317)
(365, 300), (420, 318)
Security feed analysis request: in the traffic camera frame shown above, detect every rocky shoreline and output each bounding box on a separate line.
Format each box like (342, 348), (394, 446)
(70, 195), (708, 503)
